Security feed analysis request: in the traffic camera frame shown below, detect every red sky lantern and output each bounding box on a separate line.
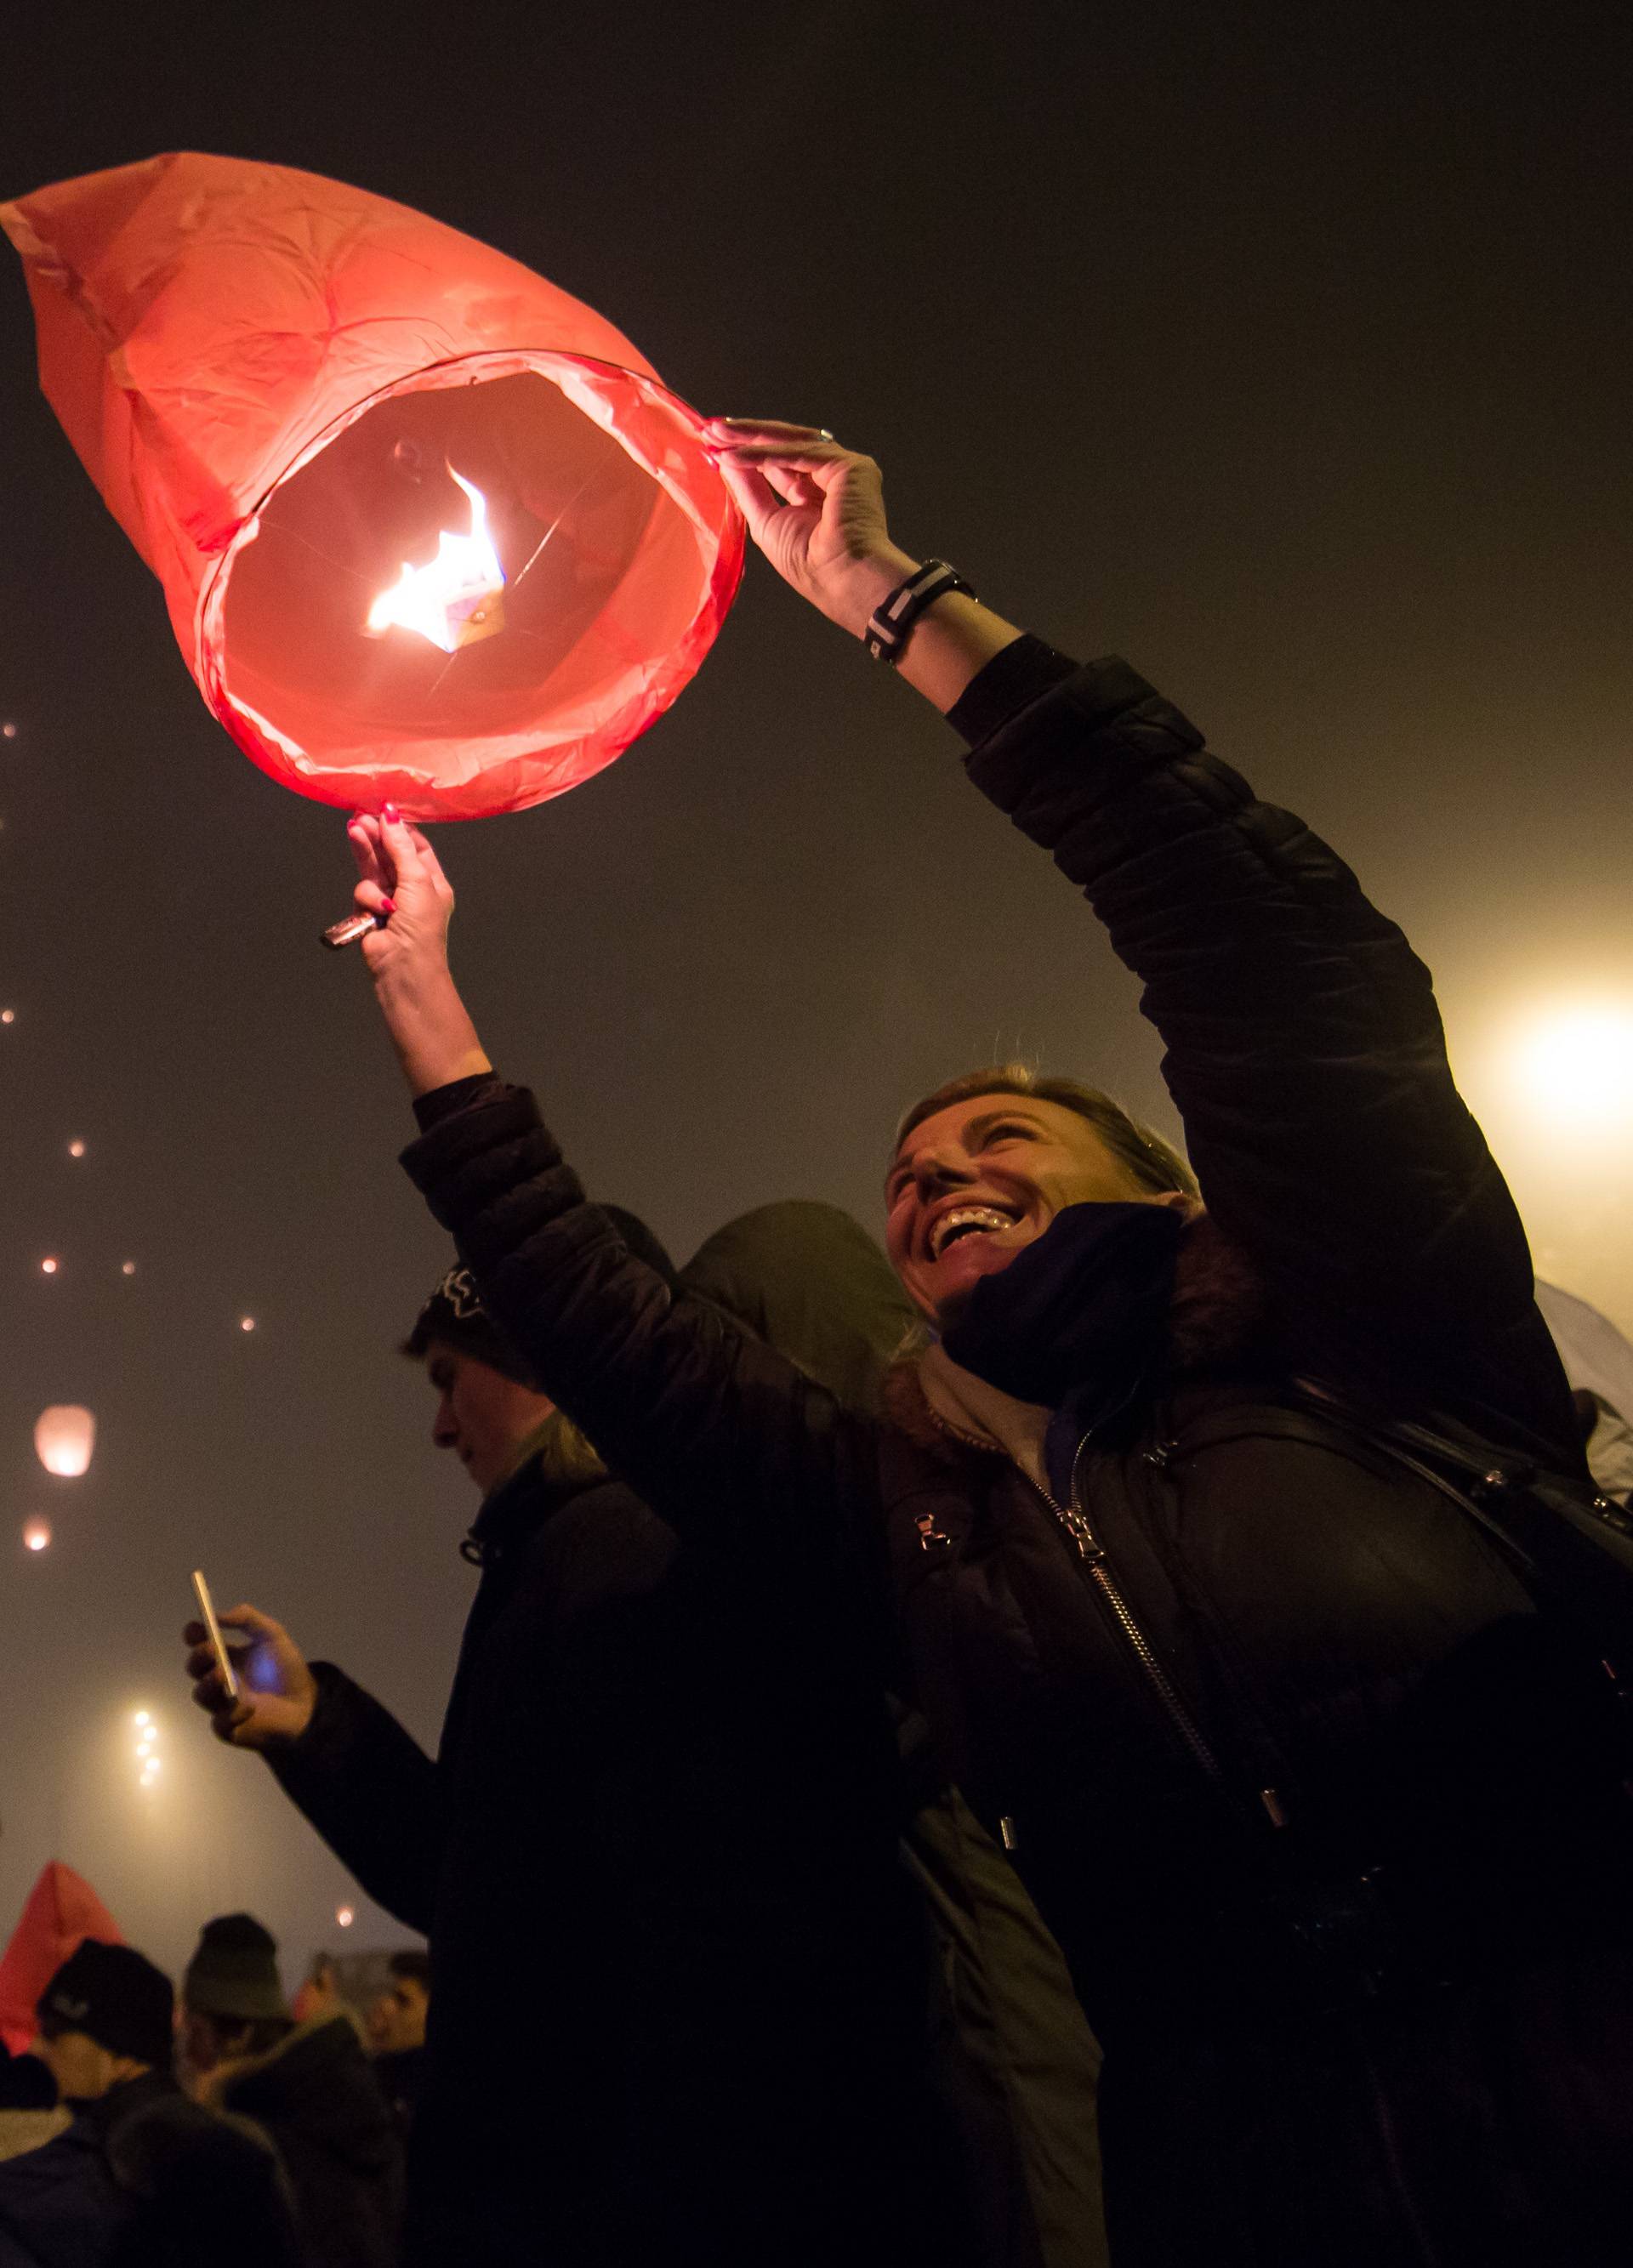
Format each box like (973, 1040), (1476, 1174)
(0, 1862), (123, 2055)
(1, 154), (743, 820)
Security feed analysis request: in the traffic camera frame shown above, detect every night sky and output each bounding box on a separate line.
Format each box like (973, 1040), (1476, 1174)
(3, 2), (1630, 1982)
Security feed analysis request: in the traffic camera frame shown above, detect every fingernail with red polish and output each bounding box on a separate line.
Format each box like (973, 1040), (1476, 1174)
(382, 801), (401, 821)
(380, 895), (396, 915)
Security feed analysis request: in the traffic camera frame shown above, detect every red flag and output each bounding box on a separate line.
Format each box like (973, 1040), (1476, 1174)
(2, 154), (742, 820)
(0, 1862), (124, 2055)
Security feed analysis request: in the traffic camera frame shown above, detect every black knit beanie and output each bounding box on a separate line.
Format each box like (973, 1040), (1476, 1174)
(405, 1208), (677, 1384)
(37, 1941), (174, 2070)
(183, 1913), (287, 2022)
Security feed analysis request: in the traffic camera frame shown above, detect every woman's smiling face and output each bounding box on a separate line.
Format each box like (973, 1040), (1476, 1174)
(885, 1094), (1169, 1322)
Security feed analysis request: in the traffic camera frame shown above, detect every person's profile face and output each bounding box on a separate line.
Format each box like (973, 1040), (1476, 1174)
(424, 1343), (555, 1496)
(176, 2009), (222, 2085)
(389, 1975), (430, 2051)
(35, 2026), (116, 2103)
(885, 1094), (1168, 1325)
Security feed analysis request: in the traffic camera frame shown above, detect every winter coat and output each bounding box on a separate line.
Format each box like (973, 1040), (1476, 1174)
(401, 645), (1633, 2268)
(213, 2016), (400, 2268)
(0, 2070), (297, 2268)
(686, 1204), (1107, 2268)
(270, 1412), (962, 2265)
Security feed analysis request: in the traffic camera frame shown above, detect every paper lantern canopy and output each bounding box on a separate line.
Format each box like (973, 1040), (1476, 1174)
(35, 1404), (95, 1477)
(1, 154), (743, 820)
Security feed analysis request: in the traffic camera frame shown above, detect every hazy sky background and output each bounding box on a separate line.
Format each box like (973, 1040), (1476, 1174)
(3, 0), (1630, 1982)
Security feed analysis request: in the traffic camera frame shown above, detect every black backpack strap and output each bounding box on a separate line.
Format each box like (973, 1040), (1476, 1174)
(1277, 1386), (1633, 1671)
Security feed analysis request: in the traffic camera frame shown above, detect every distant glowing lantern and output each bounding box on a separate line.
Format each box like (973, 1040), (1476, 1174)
(121, 1261), (137, 1277)
(1, 1009), (14, 1025)
(34, 1405), (94, 1477)
(1, 722), (15, 740)
(335, 1906), (355, 1930)
(2, 154), (743, 821)
(39, 1257), (57, 1276)
(22, 1521), (50, 1554)
(67, 1140), (85, 1159)
(133, 1712), (150, 1726)
(240, 1316), (256, 1333)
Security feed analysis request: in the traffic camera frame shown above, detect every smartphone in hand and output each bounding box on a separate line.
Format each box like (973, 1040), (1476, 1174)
(191, 1569), (240, 1701)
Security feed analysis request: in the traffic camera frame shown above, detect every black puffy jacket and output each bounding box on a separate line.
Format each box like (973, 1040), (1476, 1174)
(270, 1405), (961, 2265)
(401, 647), (1633, 2268)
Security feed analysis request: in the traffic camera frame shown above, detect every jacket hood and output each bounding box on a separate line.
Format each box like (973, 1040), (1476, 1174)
(680, 1200), (913, 1414)
(219, 2013), (396, 2178)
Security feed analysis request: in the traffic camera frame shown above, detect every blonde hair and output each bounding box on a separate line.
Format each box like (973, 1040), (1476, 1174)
(894, 1062), (1197, 1198)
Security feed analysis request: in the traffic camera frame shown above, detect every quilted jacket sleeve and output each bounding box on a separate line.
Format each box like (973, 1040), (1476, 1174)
(265, 1664), (443, 1934)
(964, 657), (1579, 1468)
(400, 1097), (888, 1609)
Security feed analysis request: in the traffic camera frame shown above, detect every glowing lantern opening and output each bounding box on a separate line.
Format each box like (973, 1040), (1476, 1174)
(23, 1521), (50, 1554)
(3, 156), (743, 821)
(34, 1405), (95, 1478)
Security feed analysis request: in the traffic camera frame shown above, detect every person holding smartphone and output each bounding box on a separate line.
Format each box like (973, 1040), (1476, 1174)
(184, 1226), (990, 2268)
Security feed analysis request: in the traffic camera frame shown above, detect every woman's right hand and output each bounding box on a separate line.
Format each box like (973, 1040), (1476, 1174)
(704, 418), (919, 639)
(183, 1603), (318, 1749)
(345, 810), (492, 1098)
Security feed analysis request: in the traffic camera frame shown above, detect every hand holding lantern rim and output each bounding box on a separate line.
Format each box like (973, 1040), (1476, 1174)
(348, 809), (493, 1097)
(703, 418), (907, 635)
(703, 418), (1024, 708)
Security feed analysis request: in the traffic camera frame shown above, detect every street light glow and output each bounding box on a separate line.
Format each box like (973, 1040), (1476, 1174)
(1511, 1001), (1633, 1132)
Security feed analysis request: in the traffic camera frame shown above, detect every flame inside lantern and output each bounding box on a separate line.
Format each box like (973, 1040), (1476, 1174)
(366, 469), (506, 654)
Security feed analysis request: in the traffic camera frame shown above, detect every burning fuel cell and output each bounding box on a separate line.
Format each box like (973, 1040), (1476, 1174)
(366, 469), (506, 652)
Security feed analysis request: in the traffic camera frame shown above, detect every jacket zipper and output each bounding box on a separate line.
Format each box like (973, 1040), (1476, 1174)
(1035, 1442), (1437, 2255)
(1030, 1435), (1227, 1788)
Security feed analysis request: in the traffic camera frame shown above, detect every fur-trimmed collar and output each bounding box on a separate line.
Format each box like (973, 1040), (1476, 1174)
(883, 1208), (1266, 1461)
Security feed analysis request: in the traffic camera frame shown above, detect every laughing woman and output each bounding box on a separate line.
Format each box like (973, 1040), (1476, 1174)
(345, 422), (1633, 2267)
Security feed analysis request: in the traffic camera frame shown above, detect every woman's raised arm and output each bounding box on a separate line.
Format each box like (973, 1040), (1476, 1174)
(345, 813), (885, 1612)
